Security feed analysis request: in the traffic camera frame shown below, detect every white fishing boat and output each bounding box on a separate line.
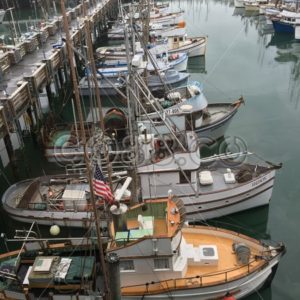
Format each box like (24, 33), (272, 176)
(79, 68), (190, 97)
(98, 51), (188, 72)
(137, 81), (243, 140)
(107, 197), (286, 299)
(108, 21), (186, 40)
(136, 10), (185, 26)
(0, 232), (103, 299)
(41, 122), (95, 163)
(165, 34), (208, 57)
(2, 126), (282, 226)
(97, 34), (207, 60)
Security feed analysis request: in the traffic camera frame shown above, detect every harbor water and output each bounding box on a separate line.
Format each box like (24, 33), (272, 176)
(0, 0), (300, 299)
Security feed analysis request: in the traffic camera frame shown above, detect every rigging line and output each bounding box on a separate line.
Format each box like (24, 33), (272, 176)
(128, 85), (197, 193)
(132, 73), (187, 151)
(203, 25), (245, 87)
(133, 25), (172, 94)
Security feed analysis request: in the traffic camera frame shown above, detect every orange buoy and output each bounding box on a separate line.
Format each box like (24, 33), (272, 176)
(177, 20), (186, 28)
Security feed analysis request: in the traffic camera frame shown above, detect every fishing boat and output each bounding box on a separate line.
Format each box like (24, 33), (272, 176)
(136, 10), (185, 26)
(0, 196), (286, 299)
(97, 34), (207, 60)
(42, 80), (241, 163)
(41, 122), (95, 163)
(0, 232), (103, 299)
(98, 51), (188, 72)
(137, 81), (244, 141)
(106, 197), (286, 299)
(108, 21), (187, 40)
(156, 34), (208, 57)
(79, 68), (190, 97)
(271, 10), (300, 35)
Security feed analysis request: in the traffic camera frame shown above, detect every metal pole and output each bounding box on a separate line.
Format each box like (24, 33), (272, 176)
(60, 1), (111, 299)
(84, 18), (113, 190)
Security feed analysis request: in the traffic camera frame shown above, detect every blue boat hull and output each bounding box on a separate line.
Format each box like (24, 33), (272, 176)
(272, 20), (294, 34)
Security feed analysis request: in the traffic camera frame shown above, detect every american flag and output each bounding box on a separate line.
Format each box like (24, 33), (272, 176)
(93, 164), (114, 205)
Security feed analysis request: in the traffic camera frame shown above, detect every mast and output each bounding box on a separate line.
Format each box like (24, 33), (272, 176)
(84, 18), (114, 190)
(123, 10), (141, 205)
(60, 1), (111, 298)
(141, 0), (150, 46)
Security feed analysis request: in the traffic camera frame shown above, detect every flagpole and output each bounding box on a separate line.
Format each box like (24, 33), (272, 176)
(60, 1), (111, 299)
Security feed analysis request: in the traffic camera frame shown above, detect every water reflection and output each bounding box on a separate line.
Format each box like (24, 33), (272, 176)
(232, 7), (300, 109)
(205, 205), (270, 239)
(187, 56), (207, 74)
(266, 33), (300, 108)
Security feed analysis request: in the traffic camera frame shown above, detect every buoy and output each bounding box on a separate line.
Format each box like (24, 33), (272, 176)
(50, 225), (60, 236)
(177, 20), (186, 28)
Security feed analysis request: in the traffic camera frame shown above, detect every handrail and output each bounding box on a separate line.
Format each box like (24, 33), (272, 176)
(121, 253), (282, 295)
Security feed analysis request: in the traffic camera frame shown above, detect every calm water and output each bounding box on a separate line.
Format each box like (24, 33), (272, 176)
(0, 0), (300, 299)
(170, 0), (300, 299)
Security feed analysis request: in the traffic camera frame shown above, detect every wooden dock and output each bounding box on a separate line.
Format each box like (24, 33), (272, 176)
(0, 0), (118, 166)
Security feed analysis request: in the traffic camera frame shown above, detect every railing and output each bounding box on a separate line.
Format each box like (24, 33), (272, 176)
(4, 82), (31, 118)
(121, 257), (276, 296)
(27, 198), (92, 213)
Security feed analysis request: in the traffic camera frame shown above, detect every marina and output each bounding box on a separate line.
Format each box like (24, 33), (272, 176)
(0, 0), (299, 299)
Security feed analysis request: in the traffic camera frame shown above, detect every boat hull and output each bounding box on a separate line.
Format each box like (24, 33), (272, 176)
(195, 103), (239, 142)
(272, 20), (295, 34)
(1, 179), (95, 227)
(169, 38), (207, 57)
(170, 54), (189, 72)
(121, 252), (282, 299)
(181, 169), (276, 220)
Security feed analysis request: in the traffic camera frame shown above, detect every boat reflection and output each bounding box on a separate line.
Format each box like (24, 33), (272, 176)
(187, 55), (206, 74)
(189, 205), (270, 239)
(267, 33), (300, 108)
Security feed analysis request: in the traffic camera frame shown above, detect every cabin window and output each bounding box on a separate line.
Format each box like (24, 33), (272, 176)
(174, 37), (178, 42)
(179, 170), (191, 184)
(179, 37), (184, 42)
(154, 258), (169, 270)
(120, 260), (135, 271)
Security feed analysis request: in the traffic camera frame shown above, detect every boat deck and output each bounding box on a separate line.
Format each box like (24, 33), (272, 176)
(126, 199), (181, 237)
(183, 230), (263, 283)
(201, 103), (236, 127)
(121, 227), (268, 296)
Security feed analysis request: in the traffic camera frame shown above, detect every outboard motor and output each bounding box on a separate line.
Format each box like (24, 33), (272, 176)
(232, 243), (251, 265)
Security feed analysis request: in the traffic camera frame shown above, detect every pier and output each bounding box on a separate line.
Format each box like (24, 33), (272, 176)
(0, 0), (118, 168)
